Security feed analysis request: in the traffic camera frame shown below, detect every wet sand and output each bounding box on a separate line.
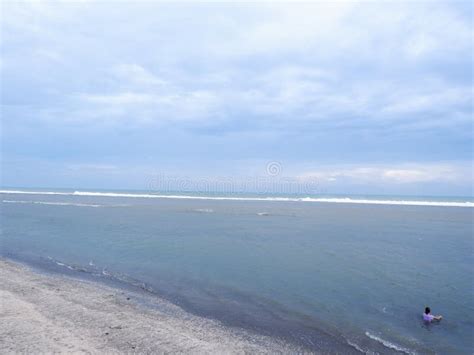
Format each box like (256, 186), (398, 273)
(0, 259), (303, 354)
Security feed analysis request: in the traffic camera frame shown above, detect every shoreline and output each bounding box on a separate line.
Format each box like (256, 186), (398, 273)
(0, 258), (306, 353)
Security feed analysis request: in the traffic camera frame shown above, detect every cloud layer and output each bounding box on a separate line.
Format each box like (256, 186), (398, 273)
(1, 1), (472, 195)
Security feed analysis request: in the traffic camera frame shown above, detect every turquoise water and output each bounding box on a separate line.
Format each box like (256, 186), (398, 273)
(1, 190), (473, 353)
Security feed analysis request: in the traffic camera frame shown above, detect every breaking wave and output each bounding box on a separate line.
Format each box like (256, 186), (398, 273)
(365, 332), (416, 355)
(1, 190), (472, 207)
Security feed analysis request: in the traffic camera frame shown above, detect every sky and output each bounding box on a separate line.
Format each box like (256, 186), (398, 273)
(1, 1), (473, 196)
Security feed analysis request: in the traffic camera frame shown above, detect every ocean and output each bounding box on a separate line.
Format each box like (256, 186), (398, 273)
(1, 189), (473, 354)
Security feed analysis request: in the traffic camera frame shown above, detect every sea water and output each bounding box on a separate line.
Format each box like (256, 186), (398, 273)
(1, 189), (473, 353)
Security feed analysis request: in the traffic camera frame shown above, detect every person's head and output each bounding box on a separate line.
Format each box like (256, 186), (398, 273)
(425, 307), (431, 314)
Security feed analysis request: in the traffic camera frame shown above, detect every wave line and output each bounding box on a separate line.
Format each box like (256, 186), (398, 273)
(1, 190), (472, 207)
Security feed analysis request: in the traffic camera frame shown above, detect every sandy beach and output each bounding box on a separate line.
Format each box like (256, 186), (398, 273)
(0, 259), (301, 354)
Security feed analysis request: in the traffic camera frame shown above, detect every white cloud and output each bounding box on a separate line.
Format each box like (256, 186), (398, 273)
(111, 64), (167, 86)
(75, 89), (220, 124)
(381, 86), (473, 116)
(299, 163), (472, 185)
(34, 49), (63, 62)
(3, 1), (471, 130)
(79, 92), (155, 105)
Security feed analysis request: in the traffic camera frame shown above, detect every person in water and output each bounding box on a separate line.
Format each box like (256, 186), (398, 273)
(423, 307), (442, 322)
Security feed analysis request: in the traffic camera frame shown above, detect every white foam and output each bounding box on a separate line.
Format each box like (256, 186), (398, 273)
(1, 190), (72, 196)
(53, 260), (75, 270)
(303, 197), (473, 207)
(346, 339), (375, 354)
(1, 190), (472, 207)
(346, 339), (365, 353)
(365, 332), (416, 355)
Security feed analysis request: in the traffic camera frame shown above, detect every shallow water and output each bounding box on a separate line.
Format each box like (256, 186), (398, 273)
(1, 190), (473, 353)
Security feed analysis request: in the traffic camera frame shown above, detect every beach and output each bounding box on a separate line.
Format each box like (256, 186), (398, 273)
(1, 191), (473, 353)
(0, 259), (301, 354)
(3, 0), (472, 353)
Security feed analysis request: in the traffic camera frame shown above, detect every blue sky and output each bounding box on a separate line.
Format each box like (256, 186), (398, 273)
(1, 1), (473, 196)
